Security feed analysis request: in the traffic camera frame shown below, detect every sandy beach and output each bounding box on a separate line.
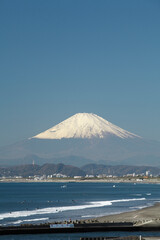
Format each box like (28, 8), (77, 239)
(83, 202), (160, 227)
(1, 178), (160, 184)
(0, 202), (160, 238)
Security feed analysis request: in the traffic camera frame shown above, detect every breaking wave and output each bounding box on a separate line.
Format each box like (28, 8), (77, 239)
(3, 218), (49, 226)
(0, 198), (145, 221)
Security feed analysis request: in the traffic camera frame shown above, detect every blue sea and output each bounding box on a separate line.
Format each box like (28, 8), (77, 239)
(0, 182), (160, 239)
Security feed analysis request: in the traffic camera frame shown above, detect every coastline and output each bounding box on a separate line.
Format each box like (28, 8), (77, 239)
(0, 180), (160, 237)
(0, 178), (160, 184)
(83, 202), (160, 227)
(0, 203), (160, 236)
(0, 204), (160, 236)
(0, 180), (159, 227)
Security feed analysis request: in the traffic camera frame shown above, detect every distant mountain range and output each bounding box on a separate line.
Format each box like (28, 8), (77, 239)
(0, 163), (85, 178)
(0, 163), (160, 178)
(0, 113), (160, 166)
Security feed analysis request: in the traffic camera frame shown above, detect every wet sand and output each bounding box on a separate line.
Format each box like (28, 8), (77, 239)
(84, 203), (160, 227)
(144, 238), (160, 240)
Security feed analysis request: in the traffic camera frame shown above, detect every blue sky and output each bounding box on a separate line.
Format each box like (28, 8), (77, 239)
(0, 0), (160, 147)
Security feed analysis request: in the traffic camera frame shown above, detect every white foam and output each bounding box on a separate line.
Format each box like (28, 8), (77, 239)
(3, 217), (49, 226)
(9, 218), (49, 225)
(111, 198), (145, 203)
(81, 211), (125, 219)
(131, 194), (142, 196)
(129, 205), (147, 210)
(0, 198), (146, 221)
(81, 215), (96, 218)
(0, 201), (111, 220)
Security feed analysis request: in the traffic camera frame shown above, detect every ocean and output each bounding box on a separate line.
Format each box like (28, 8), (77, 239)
(0, 181), (160, 239)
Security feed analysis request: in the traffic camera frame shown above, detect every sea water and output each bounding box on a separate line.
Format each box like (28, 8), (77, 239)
(0, 182), (160, 239)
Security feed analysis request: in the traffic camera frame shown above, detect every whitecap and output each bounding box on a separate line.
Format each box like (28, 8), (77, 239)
(3, 217), (49, 226)
(131, 194), (142, 196)
(0, 198), (146, 221)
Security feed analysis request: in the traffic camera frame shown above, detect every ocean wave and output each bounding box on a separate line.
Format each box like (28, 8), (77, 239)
(4, 217), (49, 226)
(111, 198), (145, 203)
(131, 194), (142, 196)
(129, 205), (147, 210)
(81, 215), (98, 218)
(0, 198), (146, 221)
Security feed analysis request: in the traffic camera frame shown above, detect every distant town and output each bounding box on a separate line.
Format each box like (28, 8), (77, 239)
(1, 167), (160, 183)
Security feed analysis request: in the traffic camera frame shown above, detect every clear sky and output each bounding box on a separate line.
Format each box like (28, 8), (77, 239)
(0, 0), (160, 147)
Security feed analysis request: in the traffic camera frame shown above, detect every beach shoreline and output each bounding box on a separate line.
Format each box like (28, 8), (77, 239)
(0, 178), (160, 184)
(82, 202), (160, 227)
(0, 203), (160, 236)
(0, 180), (159, 236)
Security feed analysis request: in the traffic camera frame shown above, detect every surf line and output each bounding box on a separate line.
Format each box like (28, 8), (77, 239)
(0, 198), (146, 220)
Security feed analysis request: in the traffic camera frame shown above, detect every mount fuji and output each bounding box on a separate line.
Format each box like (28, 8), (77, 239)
(31, 113), (140, 140)
(0, 113), (160, 167)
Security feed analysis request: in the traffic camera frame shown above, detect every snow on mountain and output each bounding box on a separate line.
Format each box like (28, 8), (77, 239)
(31, 113), (140, 140)
(1, 113), (160, 167)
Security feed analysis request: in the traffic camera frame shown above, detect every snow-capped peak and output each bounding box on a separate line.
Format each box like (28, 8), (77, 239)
(31, 113), (140, 140)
